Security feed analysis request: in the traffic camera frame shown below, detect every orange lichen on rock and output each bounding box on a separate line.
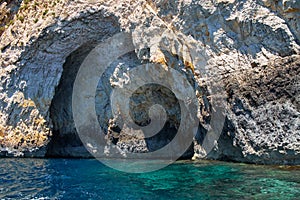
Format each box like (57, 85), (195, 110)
(0, 113), (50, 156)
(150, 49), (168, 66)
(20, 99), (36, 108)
(184, 60), (195, 74)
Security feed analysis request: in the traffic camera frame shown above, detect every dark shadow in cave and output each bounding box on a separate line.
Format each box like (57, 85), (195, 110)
(128, 83), (194, 159)
(46, 42), (99, 157)
(47, 47), (196, 159)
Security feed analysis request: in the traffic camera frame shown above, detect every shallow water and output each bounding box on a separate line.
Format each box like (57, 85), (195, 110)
(0, 159), (299, 199)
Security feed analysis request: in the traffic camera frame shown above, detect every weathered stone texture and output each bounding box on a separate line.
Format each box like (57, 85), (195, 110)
(0, 0), (299, 164)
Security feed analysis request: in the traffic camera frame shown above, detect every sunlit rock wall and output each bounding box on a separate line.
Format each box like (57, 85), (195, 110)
(0, 0), (299, 164)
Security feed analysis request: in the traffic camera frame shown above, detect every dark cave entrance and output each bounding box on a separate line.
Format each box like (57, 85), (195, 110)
(47, 42), (98, 157)
(47, 43), (195, 159)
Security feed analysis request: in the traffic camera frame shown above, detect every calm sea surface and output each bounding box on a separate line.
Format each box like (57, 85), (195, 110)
(0, 158), (299, 199)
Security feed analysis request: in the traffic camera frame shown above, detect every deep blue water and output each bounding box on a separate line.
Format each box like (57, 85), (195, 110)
(0, 159), (299, 200)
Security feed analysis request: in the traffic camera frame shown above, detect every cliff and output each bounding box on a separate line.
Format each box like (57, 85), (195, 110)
(0, 0), (299, 164)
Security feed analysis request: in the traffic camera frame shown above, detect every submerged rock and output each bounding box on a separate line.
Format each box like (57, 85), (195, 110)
(0, 0), (299, 164)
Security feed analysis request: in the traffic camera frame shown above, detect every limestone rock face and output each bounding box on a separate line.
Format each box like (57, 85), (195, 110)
(0, 0), (299, 164)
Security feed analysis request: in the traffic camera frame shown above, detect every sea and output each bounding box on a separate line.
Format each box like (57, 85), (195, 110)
(0, 158), (299, 199)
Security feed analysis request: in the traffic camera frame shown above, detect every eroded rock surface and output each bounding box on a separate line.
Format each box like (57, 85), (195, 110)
(0, 0), (299, 164)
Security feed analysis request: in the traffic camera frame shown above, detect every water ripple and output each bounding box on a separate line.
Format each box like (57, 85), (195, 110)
(0, 159), (299, 199)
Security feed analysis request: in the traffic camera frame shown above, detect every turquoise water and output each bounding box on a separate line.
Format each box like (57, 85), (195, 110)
(0, 159), (299, 199)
